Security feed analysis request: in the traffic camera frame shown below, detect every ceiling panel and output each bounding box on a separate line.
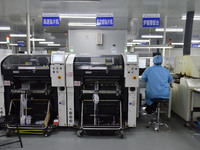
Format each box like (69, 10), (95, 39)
(0, 0), (200, 48)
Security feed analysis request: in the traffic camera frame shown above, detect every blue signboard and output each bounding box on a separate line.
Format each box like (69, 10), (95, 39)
(192, 43), (199, 48)
(143, 18), (160, 27)
(42, 17), (60, 26)
(96, 17), (114, 26)
(17, 41), (24, 47)
(140, 43), (147, 45)
(143, 14), (160, 27)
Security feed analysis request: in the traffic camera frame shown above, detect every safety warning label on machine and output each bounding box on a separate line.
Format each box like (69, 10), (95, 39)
(4, 80), (11, 86)
(67, 72), (73, 77)
(74, 81), (81, 86)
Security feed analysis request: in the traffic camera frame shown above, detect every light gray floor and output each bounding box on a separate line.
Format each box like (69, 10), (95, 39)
(1, 114), (200, 150)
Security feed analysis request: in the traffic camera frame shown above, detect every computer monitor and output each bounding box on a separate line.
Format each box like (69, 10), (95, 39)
(126, 54), (138, 64)
(51, 52), (65, 64)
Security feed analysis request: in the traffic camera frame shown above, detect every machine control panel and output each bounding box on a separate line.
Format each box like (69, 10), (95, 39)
(51, 51), (66, 87)
(51, 64), (65, 87)
(124, 53), (139, 87)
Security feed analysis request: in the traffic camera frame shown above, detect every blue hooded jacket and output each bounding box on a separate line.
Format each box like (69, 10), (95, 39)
(141, 56), (172, 105)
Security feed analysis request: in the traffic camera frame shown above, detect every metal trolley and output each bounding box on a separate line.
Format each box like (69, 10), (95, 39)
(6, 89), (52, 137)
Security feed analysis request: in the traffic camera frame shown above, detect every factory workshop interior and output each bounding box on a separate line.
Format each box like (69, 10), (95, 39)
(1, 0), (200, 150)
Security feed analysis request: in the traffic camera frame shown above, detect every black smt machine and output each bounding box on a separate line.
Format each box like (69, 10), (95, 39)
(74, 55), (128, 137)
(1, 55), (57, 136)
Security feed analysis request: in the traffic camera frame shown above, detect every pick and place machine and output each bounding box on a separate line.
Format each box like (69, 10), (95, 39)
(71, 52), (139, 136)
(1, 54), (57, 136)
(0, 51), (139, 137)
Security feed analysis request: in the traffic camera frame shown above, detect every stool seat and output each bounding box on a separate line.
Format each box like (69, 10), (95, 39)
(151, 98), (168, 103)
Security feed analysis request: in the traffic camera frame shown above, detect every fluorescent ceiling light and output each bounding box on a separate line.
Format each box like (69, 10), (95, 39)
(0, 41), (7, 44)
(141, 35), (163, 38)
(10, 34), (32, 37)
(0, 27), (11, 30)
(182, 15), (200, 20)
(48, 44), (60, 46)
(132, 39), (150, 43)
(60, 14), (96, 19)
(155, 28), (184, 32)
(39, 41), (54, 44)
(133, 45), (173, 49)
(41, 0), (100, 2)
(68, 22), (96, 26)
(171, 42), (184, 45)
(191, 40), (200, 43)
(10, 43), (18, 46)
(31, 38), (46, 42)
(127, 42), (141, 45)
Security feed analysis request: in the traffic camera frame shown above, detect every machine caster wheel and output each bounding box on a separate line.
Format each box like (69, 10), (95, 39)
(146, 125), (150, 128)
(76, 130), (83, 137)
(119, 130), (124, 139)
(44, 130), (51, 137)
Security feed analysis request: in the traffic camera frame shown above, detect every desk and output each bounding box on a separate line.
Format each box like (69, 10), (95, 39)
(190, 88), (200, 125)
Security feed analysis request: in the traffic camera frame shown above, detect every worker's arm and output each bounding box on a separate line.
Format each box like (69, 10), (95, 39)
(168, 72), (173, 83)
(141, 68), (149, 82)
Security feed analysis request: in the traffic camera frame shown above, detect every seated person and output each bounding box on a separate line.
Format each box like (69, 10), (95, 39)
(141, 55), (172, 114)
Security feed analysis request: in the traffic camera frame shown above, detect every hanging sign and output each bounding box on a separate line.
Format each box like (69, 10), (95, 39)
(143, 14), (160, 27)
(42, 13), (60, 26)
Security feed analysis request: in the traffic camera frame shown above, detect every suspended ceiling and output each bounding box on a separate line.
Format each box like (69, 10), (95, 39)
(0, 0), (200, 48)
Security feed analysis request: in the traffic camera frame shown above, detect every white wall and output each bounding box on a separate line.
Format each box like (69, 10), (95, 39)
(68, 30), (127, 55)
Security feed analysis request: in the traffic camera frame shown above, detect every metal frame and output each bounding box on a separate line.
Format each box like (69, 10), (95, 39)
(79, 99), (123, 132)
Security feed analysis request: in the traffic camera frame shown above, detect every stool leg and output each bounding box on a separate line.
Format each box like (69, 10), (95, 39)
(154, 104), (161, 131)
(16, 124), (23, 148)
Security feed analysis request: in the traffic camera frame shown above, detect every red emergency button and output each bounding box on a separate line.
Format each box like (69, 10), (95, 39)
(132, 76), (136, 80)
(58, 75), (62, 79)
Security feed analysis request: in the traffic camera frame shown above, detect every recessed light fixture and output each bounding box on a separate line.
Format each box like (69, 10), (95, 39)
(182, 15), (200, 20)
(0, 41), (7, 44)
(191, 40), (200, 43)
(39, 41), (54, 44)
(68, 22), (96, 26)
(132, 39), (150, 43)
(30, 38), (46, 42)
(141, 35), (163, 38)
(171, 43), (184, 45)
(10, 34), (29, 37)
(155, 28), (184, 32)
(0, 27), (11, 30)
(48, 44), (60, 46)
(10, 43), (18, 46)
(60, 14), (96, 19)
(127, 42), (142, 45)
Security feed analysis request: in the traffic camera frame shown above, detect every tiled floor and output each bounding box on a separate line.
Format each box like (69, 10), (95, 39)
(0, 114), (200, 150)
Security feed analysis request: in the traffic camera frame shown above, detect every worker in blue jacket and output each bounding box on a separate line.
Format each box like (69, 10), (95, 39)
(141, 55), (172, 114)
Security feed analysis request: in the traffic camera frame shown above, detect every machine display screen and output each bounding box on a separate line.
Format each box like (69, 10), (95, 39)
(52, 54), (64, 63)
(126, 54), (137, 63)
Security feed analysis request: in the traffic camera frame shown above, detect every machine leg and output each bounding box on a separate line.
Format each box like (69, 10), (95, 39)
(118, 130), (124, 139)
(76, 130), (84, 137)
(44, 126), (52, 137)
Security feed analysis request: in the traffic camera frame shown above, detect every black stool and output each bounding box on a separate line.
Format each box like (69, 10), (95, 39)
(0, 116), (23, 148)
(146, 98), (170, 132)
